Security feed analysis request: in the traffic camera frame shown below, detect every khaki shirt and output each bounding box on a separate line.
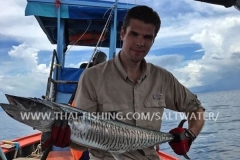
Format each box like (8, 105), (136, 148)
(74, 53), (203, 160)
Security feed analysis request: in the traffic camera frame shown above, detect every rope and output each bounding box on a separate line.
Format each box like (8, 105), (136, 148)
(54, 0), (61, 14)
(65, 20), (92, 54)
(53, 63), (61, 68)
(64, 4), (116, 69)
(55, 0), (61, 8)
(86, 4), (117, 68)
(26, 144), (43, 158)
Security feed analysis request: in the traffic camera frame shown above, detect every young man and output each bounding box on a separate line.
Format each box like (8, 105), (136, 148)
(71, 5), (205, 160)
(41, 5), (205, 160)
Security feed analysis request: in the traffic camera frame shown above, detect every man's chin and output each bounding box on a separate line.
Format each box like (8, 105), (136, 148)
(131, 58), (142, 63)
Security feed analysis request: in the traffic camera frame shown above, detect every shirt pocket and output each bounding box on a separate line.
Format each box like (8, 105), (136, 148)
(141, 94), (165, 131)
(144, 93), (166, 108)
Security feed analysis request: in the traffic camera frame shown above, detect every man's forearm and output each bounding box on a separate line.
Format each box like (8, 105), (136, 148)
(187, 107), (205, 136)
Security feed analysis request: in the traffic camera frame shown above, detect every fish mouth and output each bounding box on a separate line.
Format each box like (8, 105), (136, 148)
(5, 94), (21, 105)
(0, 103), (24, 125)
(5, 94), (32, 110)
(0, 103), (52, 132)
(0, 103), (15, 117)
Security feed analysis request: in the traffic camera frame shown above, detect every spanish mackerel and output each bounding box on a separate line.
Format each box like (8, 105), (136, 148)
(0, 94), (174, 158)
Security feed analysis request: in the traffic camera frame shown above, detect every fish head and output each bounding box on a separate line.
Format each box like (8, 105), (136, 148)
(5, 94), (37, 111)
(0, 94), (61, 132)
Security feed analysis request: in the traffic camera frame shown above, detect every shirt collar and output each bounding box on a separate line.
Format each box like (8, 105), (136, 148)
(114, 51), (149, 81)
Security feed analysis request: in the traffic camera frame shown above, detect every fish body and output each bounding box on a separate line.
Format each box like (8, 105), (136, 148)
(0, 94), (174, 153)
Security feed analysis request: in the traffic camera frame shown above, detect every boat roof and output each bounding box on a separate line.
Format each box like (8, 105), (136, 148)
(25, 0), (136, 48)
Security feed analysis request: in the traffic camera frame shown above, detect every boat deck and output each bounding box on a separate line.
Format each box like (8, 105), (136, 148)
(47, 151), (73, 160)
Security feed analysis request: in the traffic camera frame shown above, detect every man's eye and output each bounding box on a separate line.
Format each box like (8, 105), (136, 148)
(145, 36), (153, 40)
(130, 32), (138, 36)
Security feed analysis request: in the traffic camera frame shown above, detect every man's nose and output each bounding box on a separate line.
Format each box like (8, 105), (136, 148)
(136, 36), (144, 47)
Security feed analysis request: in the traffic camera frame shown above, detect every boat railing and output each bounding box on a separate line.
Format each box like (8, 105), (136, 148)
(44, 49), (59, 102)
(1, 132), (42, 159)
(44, 49), (84, 103)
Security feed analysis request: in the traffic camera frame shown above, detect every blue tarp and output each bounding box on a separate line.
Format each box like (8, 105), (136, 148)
(25, 0), (136, 47)
(57, 68), (85, 93)
(25, 0), (135, 20)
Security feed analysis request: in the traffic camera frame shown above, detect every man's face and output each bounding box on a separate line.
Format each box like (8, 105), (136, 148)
(120, 19), (155, 63)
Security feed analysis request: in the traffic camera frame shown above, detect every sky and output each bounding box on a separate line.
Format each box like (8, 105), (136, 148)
(0, 0), (240, 103)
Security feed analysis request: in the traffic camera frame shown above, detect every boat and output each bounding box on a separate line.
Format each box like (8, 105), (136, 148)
(0, 0), (182, 159)
(0, 131), (179, 160)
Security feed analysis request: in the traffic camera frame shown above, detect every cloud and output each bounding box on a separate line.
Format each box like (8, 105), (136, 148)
(150, 0), (239, 50)
(171, 16), (240, 90)
(191, 17), (240, 58)
(0, 1), (54, 51)
(146, 54), (184, 70)
(0, 43), (49, 103)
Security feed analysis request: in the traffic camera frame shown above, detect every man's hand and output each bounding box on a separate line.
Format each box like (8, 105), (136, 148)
(41, 119), (71, 148)
(168, 119), (196, 159)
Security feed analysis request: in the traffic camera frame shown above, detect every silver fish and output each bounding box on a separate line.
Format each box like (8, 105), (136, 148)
(0, 94), (174, 159)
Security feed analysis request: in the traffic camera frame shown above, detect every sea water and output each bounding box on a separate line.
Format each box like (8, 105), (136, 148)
(160, 89), (240, 160)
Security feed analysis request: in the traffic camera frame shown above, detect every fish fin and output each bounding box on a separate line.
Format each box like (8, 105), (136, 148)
(183, 153), (191, 159)
(110, 152), (124, 160)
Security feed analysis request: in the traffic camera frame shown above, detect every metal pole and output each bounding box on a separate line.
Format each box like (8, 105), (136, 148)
(0, 147), (7, 160)
(109, 0), (118, 59)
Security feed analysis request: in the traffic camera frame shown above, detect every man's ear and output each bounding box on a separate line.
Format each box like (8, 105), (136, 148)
(120, 27), (125, 40)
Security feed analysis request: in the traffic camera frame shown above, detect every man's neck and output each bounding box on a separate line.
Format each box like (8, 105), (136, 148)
(119, 52), (142, 84)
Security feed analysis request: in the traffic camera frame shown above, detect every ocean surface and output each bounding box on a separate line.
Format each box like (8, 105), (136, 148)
(0, 90), (240, 160)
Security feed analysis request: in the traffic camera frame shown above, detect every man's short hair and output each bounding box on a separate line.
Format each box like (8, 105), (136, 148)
(122, 5), (161, 38)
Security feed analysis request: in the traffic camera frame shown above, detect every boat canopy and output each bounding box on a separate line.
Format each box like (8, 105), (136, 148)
(25, 0), (136, 48)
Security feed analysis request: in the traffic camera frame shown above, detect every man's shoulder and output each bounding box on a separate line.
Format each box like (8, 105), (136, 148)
(146, 63), (177, 82)
(84, 59), (114, 75)
(147, 63), (171, 74)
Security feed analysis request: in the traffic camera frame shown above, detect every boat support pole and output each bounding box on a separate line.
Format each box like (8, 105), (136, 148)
(1, 140), (19, 159)
(109, 0), (118, 59)
(0, 147), (7, 160)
